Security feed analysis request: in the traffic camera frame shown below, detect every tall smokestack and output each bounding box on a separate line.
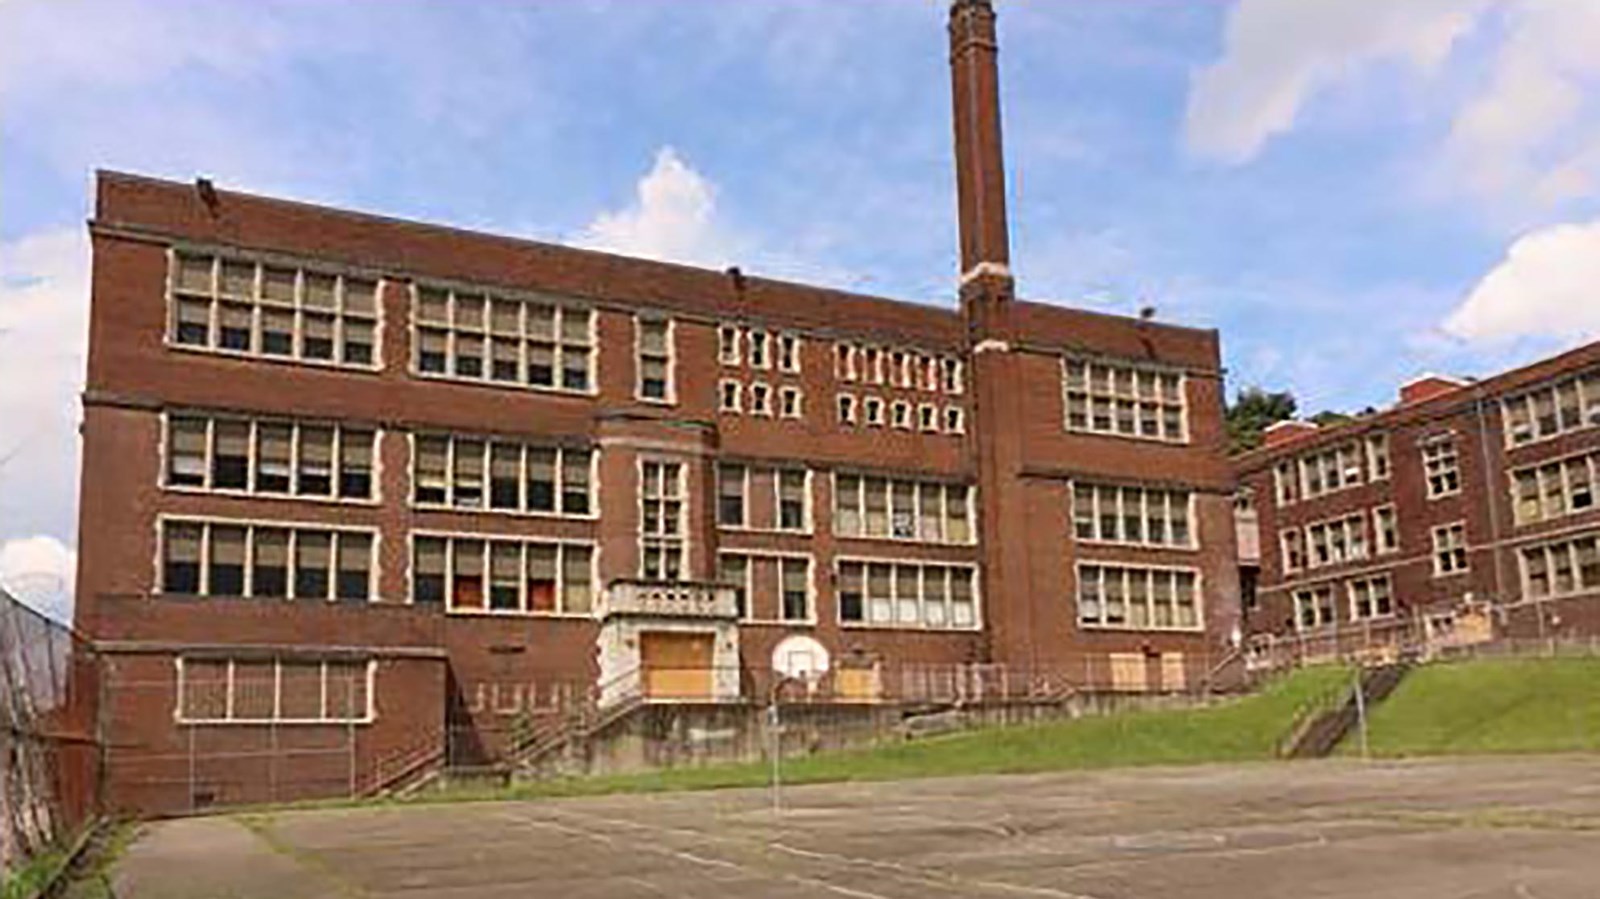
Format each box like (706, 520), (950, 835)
(949, 0), (1012, 292)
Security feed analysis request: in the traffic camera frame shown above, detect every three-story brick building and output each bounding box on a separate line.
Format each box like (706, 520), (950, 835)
(74, 0), (1238, 813)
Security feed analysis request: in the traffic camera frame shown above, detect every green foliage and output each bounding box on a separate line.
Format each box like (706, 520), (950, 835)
(1226, 387), (1297, 454)
(1345, 658), (1600, 757)
(2, 849), (67, 899)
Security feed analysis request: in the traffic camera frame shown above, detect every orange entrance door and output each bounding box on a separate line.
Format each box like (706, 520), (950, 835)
(640, 632), (715, 700)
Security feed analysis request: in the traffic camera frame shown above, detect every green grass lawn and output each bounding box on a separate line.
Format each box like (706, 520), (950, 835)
(459, 663), (1355, 803)
(1345, 657), (1600, 758)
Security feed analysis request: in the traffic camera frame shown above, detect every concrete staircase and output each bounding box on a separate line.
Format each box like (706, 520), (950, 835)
(1283, 663), (1410, 759)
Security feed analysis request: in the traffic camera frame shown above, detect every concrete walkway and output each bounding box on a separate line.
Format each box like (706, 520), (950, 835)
(110, 816), (346, 899)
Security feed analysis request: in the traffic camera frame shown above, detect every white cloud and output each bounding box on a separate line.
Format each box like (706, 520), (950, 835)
(1443, 218), (1600, 341)
(0, 535), (76, 624)
(1185, 0), (1488, 164)
(576, 147), (734, 268)
(0, 228), (89, 569)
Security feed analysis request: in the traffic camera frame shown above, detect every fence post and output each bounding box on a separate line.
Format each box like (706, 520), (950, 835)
(1353, 668), (1369, 762)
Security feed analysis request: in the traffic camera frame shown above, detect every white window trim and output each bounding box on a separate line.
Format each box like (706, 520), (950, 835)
(717, 465), (813, 535)
(719, 378), (744, 414)
(1508, 448), (1600, 527)
(1431, 521), (1470, 577)
(1501, 373), (1600, 449)
(635, 316), (677, 405)
(1074, 561), (1205, 633)
(408, 433), (597, 520)
(863, 396), (886, 427)
(410, 282), (598, 397)
(638, 457), (690, 580)
(779, 385), (805, 420)
(1372, 504), (1401, 555)
(1291, 583), (1338, 633)
(942, 405), (966, 435)
(1346, 574), (1396, 623)
(718, 324), (742, 367)
(778, 333), (802, 374)
(161, 410), (383, 506)
(1299, 509), (1374, 571)
(174, 657), (377, 726)
(156, 514), (380, 603)
(832, 472), (977, 546)
(716, 549), (818, 625)
(836, 555), (983, 632)
(407, 529), (599, 617)
(1069, 481), (1199, 551)
(837, 393), (859, 426)
(1518, 530), (1600, 601)
(1421, 435), (1463, 500)
(1061, 356), (1190, 445)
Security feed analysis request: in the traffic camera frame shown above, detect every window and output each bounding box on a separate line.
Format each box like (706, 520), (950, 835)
(837, 394), (858, 425)
(1293, 585), (1336, 631)
(778, 334), (801, 373)
(891, 400), (912, 429)
(412, 534), (592, 614)
(719, 379), (742, 413)
(1072, 484), (1194, 548)
(1077, 565), (1200, 631)
(178, 658), (373, 724)
(717, 464), (746, 527)
(1521, 532), (1600, 599)
(164, 414), (378, 502)
(167, 252), (380, 369)
(864, 347), (883, 384)
(834, 474), (971, 544)
(1503, 370), (1600, 446)
(412, 435), (592, 517)
(942, 406), (966, 434)
(834, 344), (857, 381)
(1374, 506), (1400, 553)
(941, 358), (964, 395)
(748, 330), (770, 369)
(779, 386), (804, 420)
(1366, 434), (1391, 480)
(1422, 436), (1461, 498)
(1063, 358), (1185, 442)
(414, 285), (593, 393)
(780, 558), (810, 621)
(719, 554), (750, 619)
(718, 465), (809, 532)
(1348, 575), (1394, 621)
(863, 396), (885, 427)
(917, 404), (938, 433)
(1274, 461), (1300, 505)
(1281, 529), (1306, 573)
(778, 471), (807, 531)
(1511, 450), (1600, 525)
(1303, 512), (1370, 569)
(1294, 442), (1369, 501)
(161, 519), (374, 601)
(1432, 522), (1469, 576)
(718, 325), (741, 366)
(838, 560), (977, 629)
(750, 382), (773, 416)
(637, 318), (674, 402)
(641, 460), (686, 580)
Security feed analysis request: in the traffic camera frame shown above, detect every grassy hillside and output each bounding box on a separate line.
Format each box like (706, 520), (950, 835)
(1347, 657), (1600, 757)
(475, 663), (1353, 802)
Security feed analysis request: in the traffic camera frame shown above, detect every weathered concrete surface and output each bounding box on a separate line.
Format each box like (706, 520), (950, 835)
(112, 756), (1600, 898)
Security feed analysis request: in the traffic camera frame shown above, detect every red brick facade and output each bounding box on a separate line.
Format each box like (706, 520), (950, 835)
(74, 0), (1238, 813)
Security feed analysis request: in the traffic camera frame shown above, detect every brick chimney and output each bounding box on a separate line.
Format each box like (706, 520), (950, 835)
(949, 0), (1014, 307)
(1262, 420), (1320, 448)
(1399, 374), (1468, 406)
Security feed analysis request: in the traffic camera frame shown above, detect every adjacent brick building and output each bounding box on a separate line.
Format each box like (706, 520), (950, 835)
(74, 0), (1239, 813)
(1235, 343), (1600, 665)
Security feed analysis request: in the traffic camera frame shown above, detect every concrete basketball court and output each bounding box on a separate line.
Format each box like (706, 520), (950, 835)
(108, 756), (1600, 899)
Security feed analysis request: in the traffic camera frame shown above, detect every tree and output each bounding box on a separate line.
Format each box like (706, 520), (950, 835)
(1227, 387), (1297, 454)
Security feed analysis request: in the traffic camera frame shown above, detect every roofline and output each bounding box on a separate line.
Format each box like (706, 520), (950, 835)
(1012, 297), (1221, 340)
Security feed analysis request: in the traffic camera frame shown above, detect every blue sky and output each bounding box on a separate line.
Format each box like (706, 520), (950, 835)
(4, 0), (1600, 619)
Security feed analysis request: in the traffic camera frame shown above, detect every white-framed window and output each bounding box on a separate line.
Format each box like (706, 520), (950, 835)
(863, 396), (886, 427)
(838, 559), (978, 629)
(716, 464), (809, 532)
(942, 406), (966, 434)
(719, 379), (743, 413)
(917, 403), (938, 433)
(718, 325), (741, 366)
(941, 358), (965, 395)
(177, 657), (374, 725)
(1521, 531), (1600, 600)
(834, 473), (973, 544)
(1077, 564), (1201, 631)
(640, 459), (686, 580)
(779, 386), (804, 420)
(160, 517), (375, 602)
(1304, 512), (1371, 569)
(1062, 358), (1186, 443)
(1502, 370), (1600, 447)
(1274, 461), (1300, 505)
(750, 382), (773, 416)
(636, 317), (675, 403)
(411, 435), (592, 517)
(1071, 483), (1195, 548)
(1348, 574), (1394, 621)
(413, 284), (592, 392)
(837, 394), (858, 425)
(1511, 450), (1598, 525)
(1366, 434), (1391, 481)
(409, 532), (594, 614)
(1422, 436), (1461, 498)
(749, 330), (771, 369)
(1280, 529), (1307, 573)
(891, 400), (912, 429)
(168, 251), (381, 370)
(163, 413), (377, 503)
(1432, 522), (1469, 576)
(890, 350), (910, 388)
(1373, 505), (1400, 554)
(778, 333), (801, 373)
(718, 551), (813, 622)
(834, 344), (857, 382)
(1292, 584), (1336, 631)
(1296, 442), (1370, 501)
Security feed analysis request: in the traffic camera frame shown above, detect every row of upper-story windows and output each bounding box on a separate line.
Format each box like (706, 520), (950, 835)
(1280, 506), (1399, 574)
(413, 284), (596, 393)
(1512, 449), (1599, 526)
(1076, 563), (1202, 632)
(835, 394), (965, 434)
(1272, 434), (1390, 505)
(720, 326), (802, 373)
(1502, 369), (1600, 447)
(412, 435), (592, 516)
(160, 518), (375, 602)
(1062, 358), (1187, 444)
(718, 465), (809, 532)
(832, 474), (974, 545)
(719, 380), (803, 419)
(169, 253), (380, 368)
(1521, 530), (1600, 600)
(166, 415), (377, 502)
(1070, 483), (1194, 549)
(834, 344), (964, 395)
(1292, 573), (1394, 631)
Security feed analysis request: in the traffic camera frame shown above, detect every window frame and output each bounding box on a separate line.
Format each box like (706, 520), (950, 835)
(635, 316), (676, 404)
(157, 516), (378, 603)
(175, 657), (376, 725)
(639, 457), (689, 580)
(1075, 562), (1204, 633)
(407, 530), (597, 616)
(408, 433), (596, 519)
(410, 282), (596, 395)
(1431, 521), (1470, 577)
(832, 472), (975, 545)
(717, 549), (816, 624)
(161, 411), (381, 505)
(836, 556), (981, 631)
(1061, 356), (1189, 444)
(1069, 481), (1198, 550)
